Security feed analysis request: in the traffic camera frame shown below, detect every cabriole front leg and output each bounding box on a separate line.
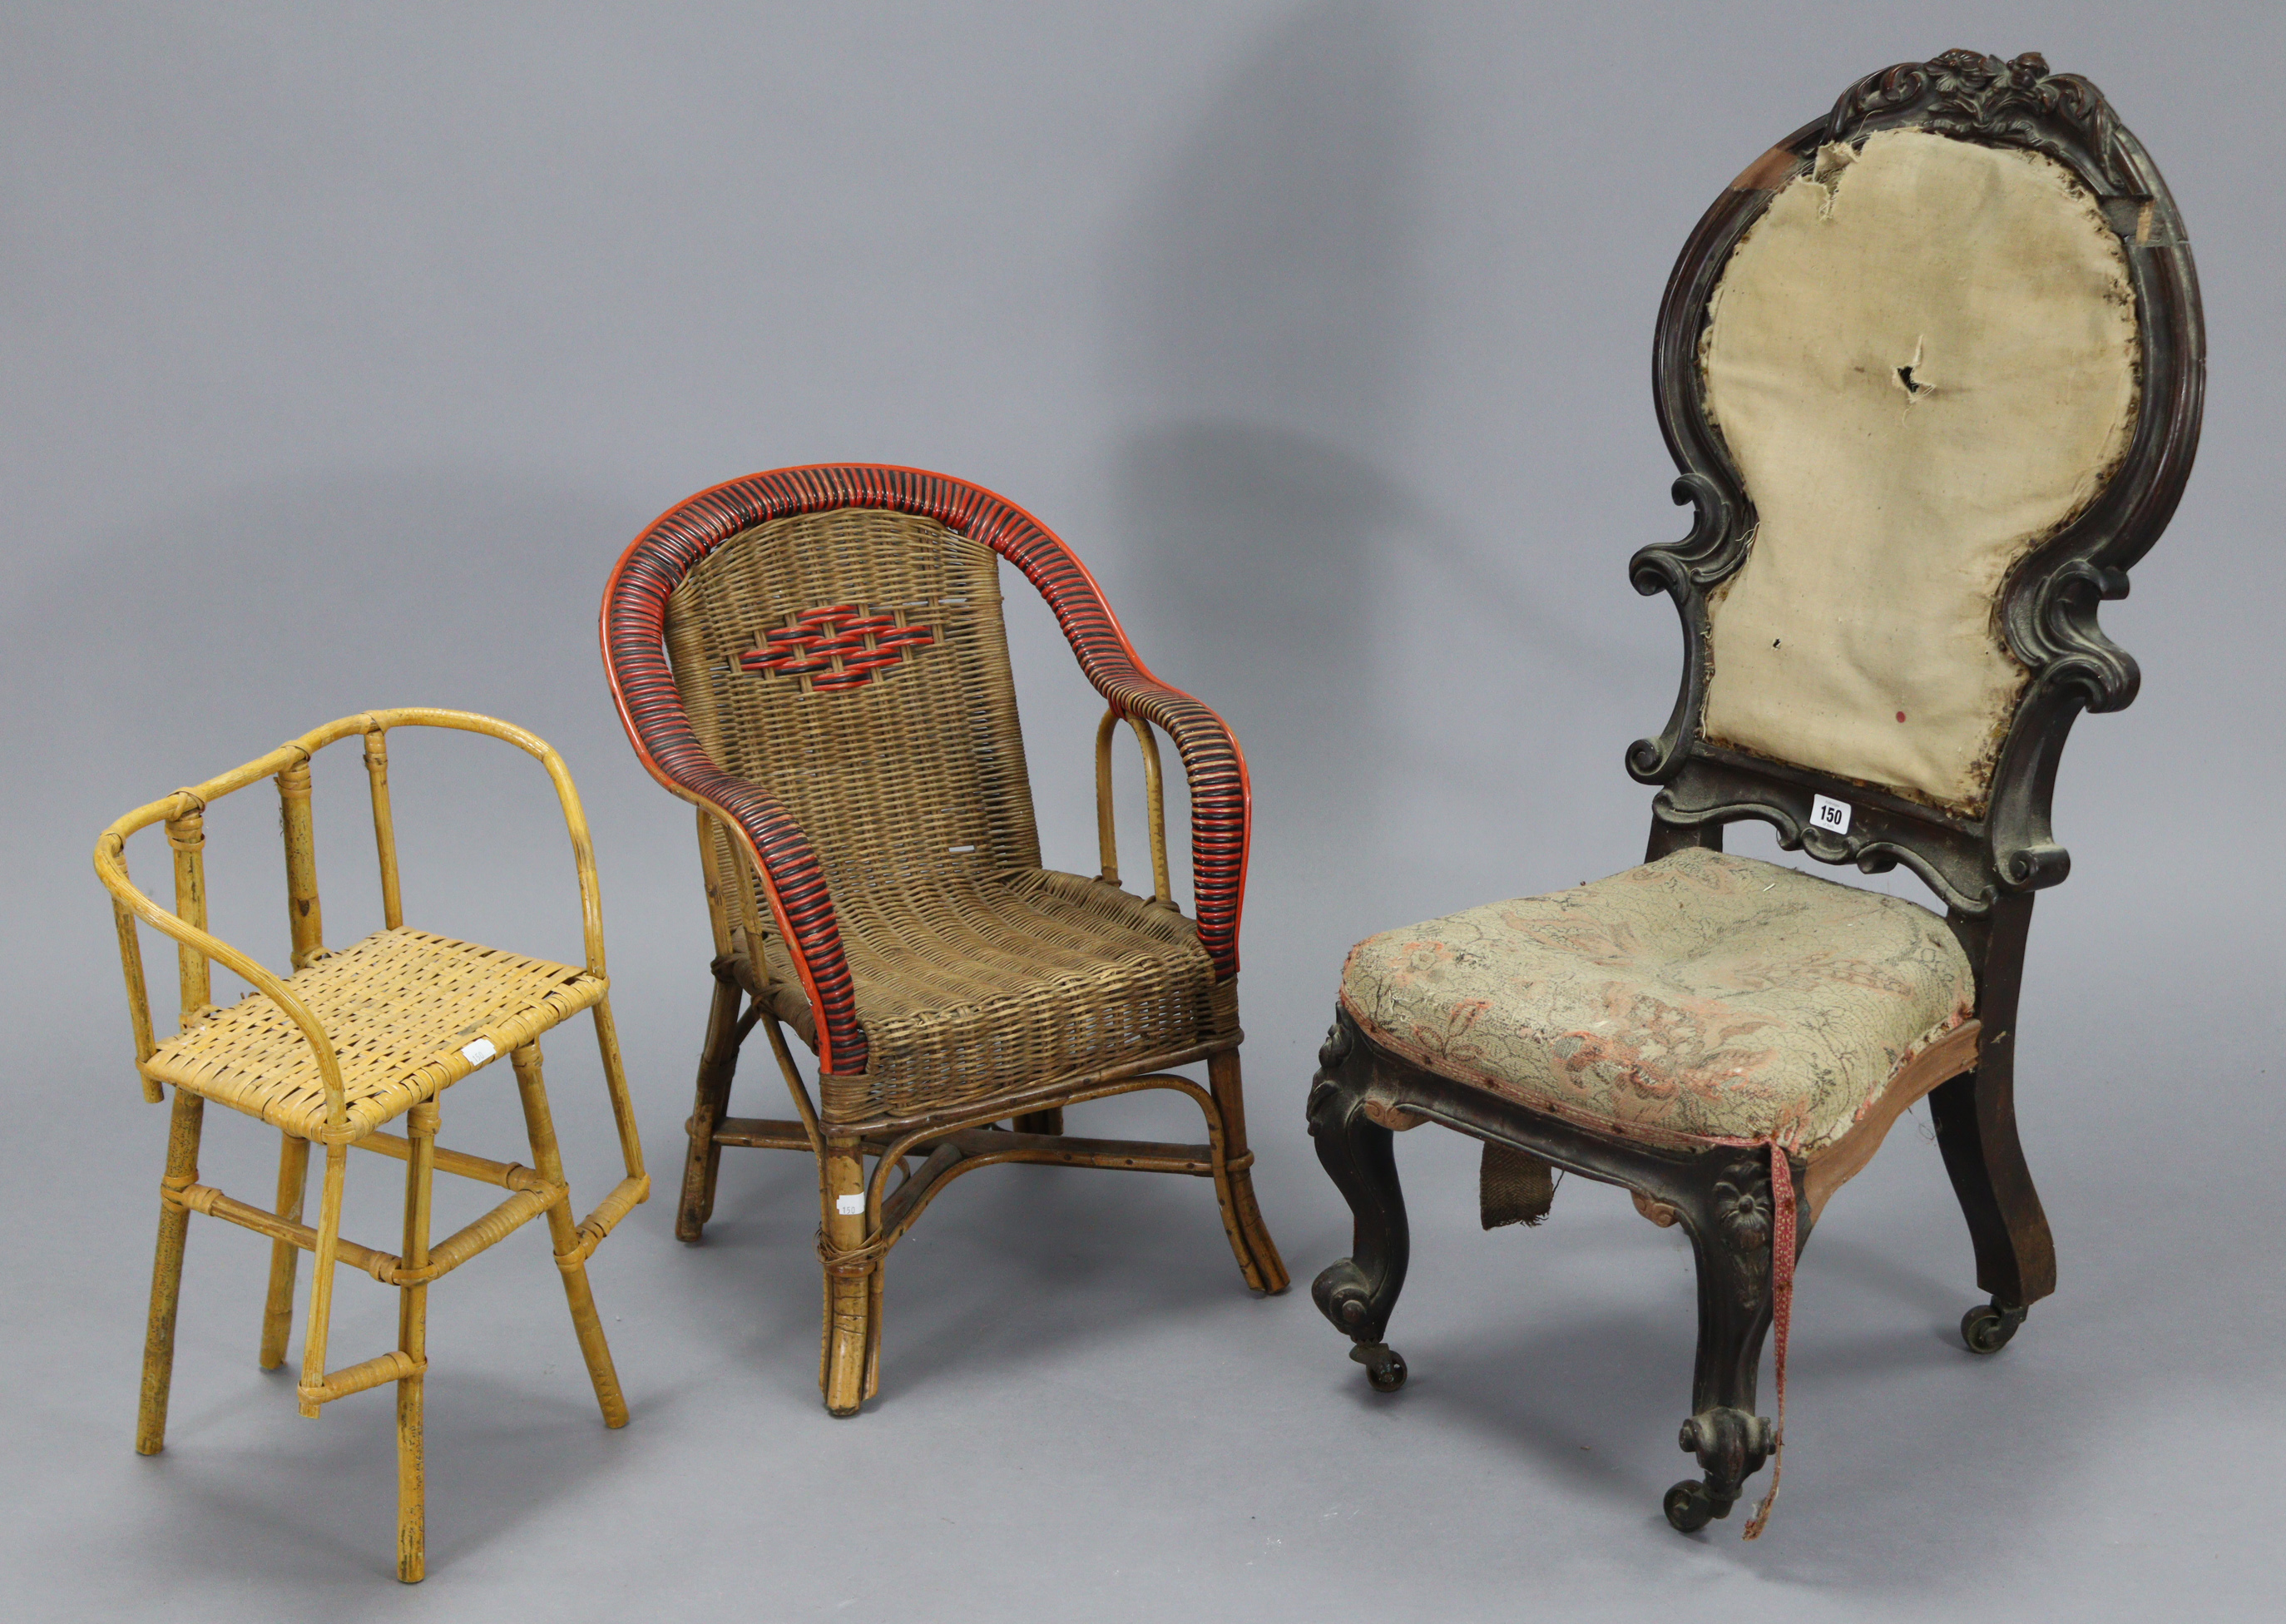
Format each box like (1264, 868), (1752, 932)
(1663, 1154), (1791, 1533)
(1307, 1012), (1409, 1394)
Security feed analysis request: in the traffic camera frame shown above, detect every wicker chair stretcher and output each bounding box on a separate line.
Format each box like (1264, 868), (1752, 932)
(603, 464), (1286, 1416)
(95, 709), (648, 1582)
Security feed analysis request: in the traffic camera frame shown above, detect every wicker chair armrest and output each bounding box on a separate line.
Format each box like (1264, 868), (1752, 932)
(1083, 677), (1249, 976)
(1005, 542), (1249, 977)
(600, 609), (865, 1073)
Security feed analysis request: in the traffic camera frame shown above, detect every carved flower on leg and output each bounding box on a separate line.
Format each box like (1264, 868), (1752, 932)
(1713, 1168), (1774, 1257)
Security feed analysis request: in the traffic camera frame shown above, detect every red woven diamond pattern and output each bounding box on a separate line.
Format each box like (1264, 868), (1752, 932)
(739, 604), (936, 691)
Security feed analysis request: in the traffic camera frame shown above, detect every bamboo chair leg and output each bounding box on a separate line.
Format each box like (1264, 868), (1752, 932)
(590, 993), (646, 1189)
(396, 1100), (438, 1584)
(136, 1088), (206, 1454)
(512, 1044), (628, 1428)
(819, 1136), (878, 1417)
(678, 973), (745, 1240)
(298, 1142), (350, 1419)
(258, 1131), (312, 1369)
(1208, 1050), (1290, 1295)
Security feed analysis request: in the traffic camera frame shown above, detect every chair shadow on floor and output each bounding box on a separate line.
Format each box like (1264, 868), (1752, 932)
(153, 1369), (634, 1582)
(1333, 1199), (2088, 1556)
(679, 1101), (1278, 1411)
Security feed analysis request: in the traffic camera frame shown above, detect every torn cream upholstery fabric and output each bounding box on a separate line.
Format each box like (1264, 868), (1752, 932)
(1700, 128), (2140, 811)
(1338, 848), (1973, 1154)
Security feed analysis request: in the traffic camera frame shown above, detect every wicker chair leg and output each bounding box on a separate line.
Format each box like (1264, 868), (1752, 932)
(136, 1088), (206, 1455)
(1208, 1051), (1290, 1295)
(819, 1137), (877, 1416)
(1011, 1107), (1065, 1134)
(258, 1131), (311, 1370)
(512, 1044), (629, 1428)
(395, 1100), (438, 1583)
(678, 974), (745, 1240)
(297, 1143), (351, 1419)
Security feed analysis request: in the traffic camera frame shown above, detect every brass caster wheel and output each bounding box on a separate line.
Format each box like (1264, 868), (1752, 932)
(1349, 1341), (1408, 1393)
(1961, 1300), (2027, 1355)
(1664, 1479), (1718, 1533)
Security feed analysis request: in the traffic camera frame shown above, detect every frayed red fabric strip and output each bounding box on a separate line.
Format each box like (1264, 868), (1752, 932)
(1743, 1138), (1795, 1540)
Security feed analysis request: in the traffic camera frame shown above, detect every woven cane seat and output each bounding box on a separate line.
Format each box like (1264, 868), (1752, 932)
(1338, 848), (1972, 1153)
(142, 927), (606, 1141)
(743, 867), (1228, 1123)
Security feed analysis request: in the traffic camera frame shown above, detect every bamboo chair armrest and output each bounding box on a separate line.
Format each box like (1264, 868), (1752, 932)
(94, 708), (611, 1129)
(336, 709), (611, 979)
(95, 819), (349, 1128)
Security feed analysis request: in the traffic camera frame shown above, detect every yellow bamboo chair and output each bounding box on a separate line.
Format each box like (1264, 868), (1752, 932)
(94, 708), (648, 1583)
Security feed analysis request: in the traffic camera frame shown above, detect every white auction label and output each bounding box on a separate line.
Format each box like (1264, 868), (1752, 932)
(458, 1037), (497, 1067)
(1809, 795), (1852, 835)
(835, 1193), (866, 1216)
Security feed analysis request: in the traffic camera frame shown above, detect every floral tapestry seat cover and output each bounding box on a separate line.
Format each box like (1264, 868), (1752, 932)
(1338, 847), (1974, 1155)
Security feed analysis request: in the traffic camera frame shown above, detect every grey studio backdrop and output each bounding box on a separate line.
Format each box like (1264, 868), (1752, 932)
(3, 2), (2279, 1619)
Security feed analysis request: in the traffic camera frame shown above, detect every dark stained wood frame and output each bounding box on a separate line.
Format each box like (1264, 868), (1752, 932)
(1308, 51), (2204, 1532)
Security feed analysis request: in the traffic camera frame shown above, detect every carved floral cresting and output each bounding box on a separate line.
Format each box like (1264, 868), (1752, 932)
(1825, 51), (2125, 191)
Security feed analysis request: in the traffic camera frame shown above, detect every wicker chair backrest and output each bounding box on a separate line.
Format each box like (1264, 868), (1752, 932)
(663, 507), (1043, 904)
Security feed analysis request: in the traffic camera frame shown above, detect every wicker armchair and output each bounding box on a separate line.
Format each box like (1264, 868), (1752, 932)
(95, 710), (647, 1582)
(1308, 52), (2202, 1535)
(602, 464), (1287, 1415)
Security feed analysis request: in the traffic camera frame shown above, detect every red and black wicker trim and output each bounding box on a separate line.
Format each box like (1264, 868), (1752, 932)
(599, 463), (1253, 1077)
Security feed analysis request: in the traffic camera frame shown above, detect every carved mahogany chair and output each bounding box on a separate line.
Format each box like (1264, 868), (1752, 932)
(96, 710), (648, 1582)
(601, 464), (1287, 1416)
(1309, 52), (2201, 1535)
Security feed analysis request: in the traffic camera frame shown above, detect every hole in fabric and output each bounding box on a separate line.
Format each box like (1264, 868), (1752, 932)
(1893, 335), (1933, 403)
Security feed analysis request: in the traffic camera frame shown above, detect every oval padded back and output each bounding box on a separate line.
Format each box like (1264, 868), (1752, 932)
(1700, 127), (2139, 813)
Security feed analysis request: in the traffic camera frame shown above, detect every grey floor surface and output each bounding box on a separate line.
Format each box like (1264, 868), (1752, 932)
(6, 2), (2283, 1619)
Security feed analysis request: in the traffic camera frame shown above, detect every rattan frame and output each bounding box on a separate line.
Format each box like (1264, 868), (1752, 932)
(602, 464), (1287, 1415)
(95, 709), (649, 1582)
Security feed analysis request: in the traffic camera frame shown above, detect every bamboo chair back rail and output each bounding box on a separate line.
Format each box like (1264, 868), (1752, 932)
(95, 709), (611, 1135)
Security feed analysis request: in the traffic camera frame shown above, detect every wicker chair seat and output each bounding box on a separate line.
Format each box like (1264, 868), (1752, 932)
(143, 926), (606, 1141)
(749, 867), (1228, 1124)
(1338, 849), (1973, 1154)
